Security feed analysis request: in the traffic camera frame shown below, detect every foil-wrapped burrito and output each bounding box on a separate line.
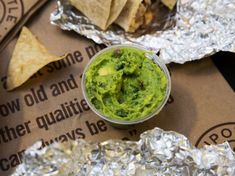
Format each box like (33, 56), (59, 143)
(12, 128), (235, 175)
(50, 0), (235, 64)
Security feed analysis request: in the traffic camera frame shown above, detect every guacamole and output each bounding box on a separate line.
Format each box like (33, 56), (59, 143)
(84, 47), (167, 121)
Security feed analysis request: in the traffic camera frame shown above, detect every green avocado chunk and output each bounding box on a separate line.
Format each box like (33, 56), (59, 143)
(85, 47), (167, 121)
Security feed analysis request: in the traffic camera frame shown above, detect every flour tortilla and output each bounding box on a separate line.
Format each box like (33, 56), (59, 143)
(7, 27), (64, 90)
(70, 0), (127, 30)
(115, 0), (143, 32)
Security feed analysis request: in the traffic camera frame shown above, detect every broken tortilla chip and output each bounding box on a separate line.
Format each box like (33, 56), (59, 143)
(7, 26), (65, 91)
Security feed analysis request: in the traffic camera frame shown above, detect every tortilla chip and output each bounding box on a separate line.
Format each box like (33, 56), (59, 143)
(7, 27), (64, 91)
(115, 0), (143, 32)
(70, 0), (112, 30)
(70, 0), (127, 30)
(161, 0), (177, 10)
(106, 0), (128, 27)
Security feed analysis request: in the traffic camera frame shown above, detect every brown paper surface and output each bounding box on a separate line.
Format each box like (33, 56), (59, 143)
(0, 0), (48, 52)
(0, 1), (235, 175)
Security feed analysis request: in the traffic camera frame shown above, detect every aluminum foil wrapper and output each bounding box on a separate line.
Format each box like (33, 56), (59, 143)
(50, 0), (235, 64)
(12, 128), (235, 176)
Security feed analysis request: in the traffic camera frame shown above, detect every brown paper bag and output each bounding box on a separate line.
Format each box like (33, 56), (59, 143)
(0, 1), (234, 175)
(0, 0), (48, 52)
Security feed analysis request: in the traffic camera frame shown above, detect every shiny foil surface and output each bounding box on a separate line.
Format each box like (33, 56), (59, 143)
(12, 128), (235, 175)
(50, 0), (235, 64)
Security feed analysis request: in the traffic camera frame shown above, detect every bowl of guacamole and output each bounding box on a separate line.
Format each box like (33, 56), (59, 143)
(82, 45), (171, 125)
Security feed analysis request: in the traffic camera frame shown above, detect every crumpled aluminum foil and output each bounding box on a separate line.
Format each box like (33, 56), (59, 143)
(12, 128), (235, 176)
(50, 0), (235, 64)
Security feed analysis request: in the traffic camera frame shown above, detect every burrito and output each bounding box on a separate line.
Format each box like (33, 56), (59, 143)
(115, 0), (152, 33)
(70, 0), (127, 30)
